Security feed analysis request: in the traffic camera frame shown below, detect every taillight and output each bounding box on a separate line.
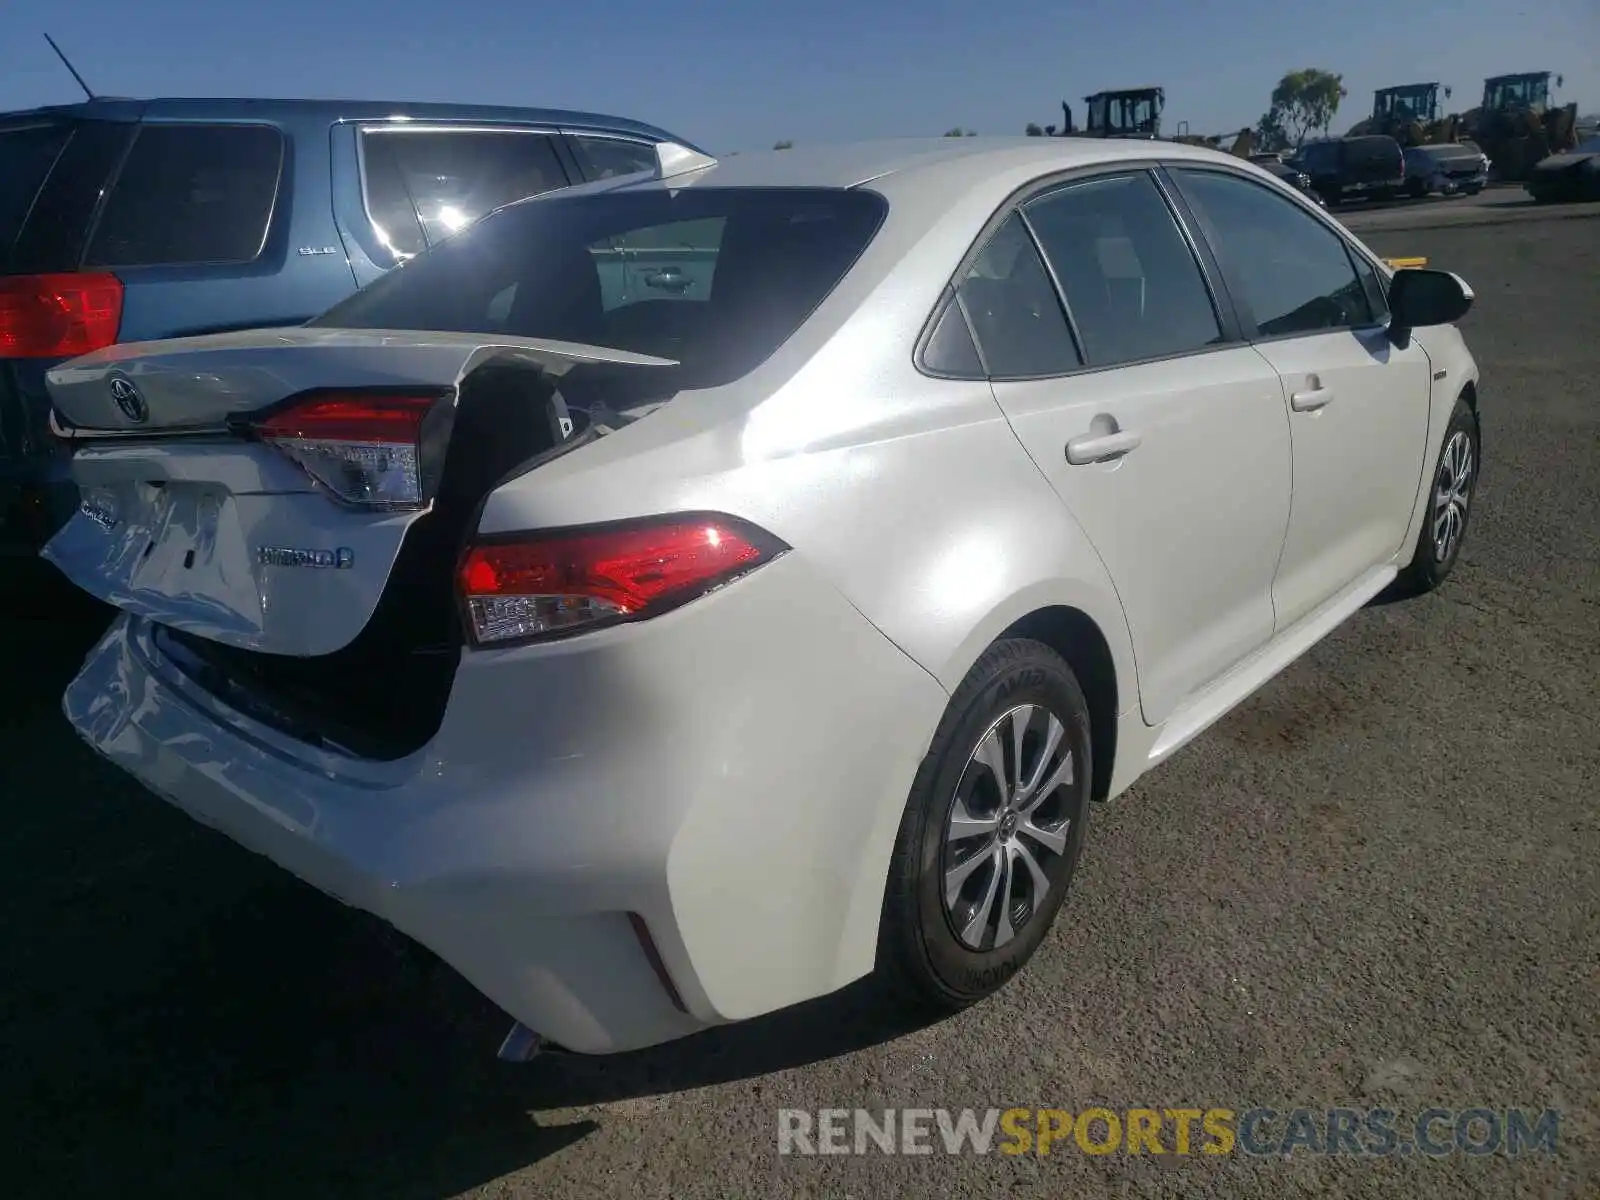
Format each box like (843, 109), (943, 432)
(0, 272), (123, 359)
(250, 390), (450, 509)
(458, 515), (788, 646)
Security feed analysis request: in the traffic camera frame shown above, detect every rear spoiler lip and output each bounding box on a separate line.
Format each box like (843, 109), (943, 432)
(47, 330), (680, 436)
(50, 329), (681, 375)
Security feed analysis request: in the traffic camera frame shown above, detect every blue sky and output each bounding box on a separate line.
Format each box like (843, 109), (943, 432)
(3, 0), (1595, 152)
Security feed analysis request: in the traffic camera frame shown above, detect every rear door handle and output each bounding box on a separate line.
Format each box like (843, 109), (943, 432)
(1065, 429), (1142, 465)
(1290, 386), (1335, 412)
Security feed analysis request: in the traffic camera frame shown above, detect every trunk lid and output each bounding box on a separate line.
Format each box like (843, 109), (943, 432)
(42, 328), (675, 656)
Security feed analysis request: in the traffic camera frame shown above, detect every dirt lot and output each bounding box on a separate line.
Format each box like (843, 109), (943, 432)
(3, 213), (1597, 1199)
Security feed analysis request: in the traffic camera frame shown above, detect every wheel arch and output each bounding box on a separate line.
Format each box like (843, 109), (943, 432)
(930, 579), (1137, 806)
(998, 606), (1121, 803)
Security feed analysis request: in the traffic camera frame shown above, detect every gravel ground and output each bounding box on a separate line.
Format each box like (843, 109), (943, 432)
(2, 213), (1596, 1200)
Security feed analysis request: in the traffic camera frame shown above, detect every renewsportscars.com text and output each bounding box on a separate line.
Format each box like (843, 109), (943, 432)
(778, 1106), (1561, 1157)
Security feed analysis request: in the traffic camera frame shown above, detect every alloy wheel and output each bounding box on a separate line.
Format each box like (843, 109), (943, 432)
(1432, 428), (1475, 564)
(941, 704), (1076, 952)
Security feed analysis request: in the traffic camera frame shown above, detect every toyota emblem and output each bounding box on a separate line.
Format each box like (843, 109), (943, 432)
(108, 373), (147, 424)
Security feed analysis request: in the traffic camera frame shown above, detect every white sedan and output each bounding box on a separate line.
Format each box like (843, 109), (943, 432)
(44, 136), (1480, 1056)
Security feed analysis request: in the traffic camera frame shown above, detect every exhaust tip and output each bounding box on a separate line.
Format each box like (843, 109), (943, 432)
(496, 1022), (545, 1063)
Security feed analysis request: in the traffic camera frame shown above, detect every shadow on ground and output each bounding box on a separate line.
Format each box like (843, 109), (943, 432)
(1, 609), (935, 1199)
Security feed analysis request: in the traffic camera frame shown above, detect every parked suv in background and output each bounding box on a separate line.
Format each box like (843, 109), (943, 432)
(0, 97), (698, 584)
(1289, 135), (1405, 206)
(1403, 143), (1490, 198)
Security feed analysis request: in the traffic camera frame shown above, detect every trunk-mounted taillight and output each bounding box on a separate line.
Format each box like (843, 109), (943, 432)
(247, 390), (452, 510)
(0, 272), (124, 359)
(458, 515), (788, 646)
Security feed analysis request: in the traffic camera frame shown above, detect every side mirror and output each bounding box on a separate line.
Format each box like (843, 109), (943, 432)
(1388, 268), (1474, 347)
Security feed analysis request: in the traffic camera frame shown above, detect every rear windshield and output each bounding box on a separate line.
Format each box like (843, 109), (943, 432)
(0, 122), (73, 270)
(310, 186), (888, 389)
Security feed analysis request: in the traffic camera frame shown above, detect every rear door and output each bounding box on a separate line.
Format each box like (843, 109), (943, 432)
(336, 123), (573, 286)
(1168, 166), (1431, 631)
(976, 170), (1293, 726)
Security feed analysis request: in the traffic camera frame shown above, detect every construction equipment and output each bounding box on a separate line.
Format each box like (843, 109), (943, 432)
(1347, 83), (1462, 146)
(1045, 91), (1256, 159)
(1057, 88), (1165, 139)
(1459, 72), (1580, 181)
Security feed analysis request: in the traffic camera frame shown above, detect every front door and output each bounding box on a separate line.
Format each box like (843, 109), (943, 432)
(1168, 167), (1432, 630)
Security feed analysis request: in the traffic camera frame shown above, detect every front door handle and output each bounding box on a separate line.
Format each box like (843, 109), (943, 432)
(1290, 386), (1335, 412)
(1066, 428), (1142, 465)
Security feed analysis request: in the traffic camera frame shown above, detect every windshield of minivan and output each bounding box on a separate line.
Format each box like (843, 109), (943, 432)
(311, 186), (888, 390)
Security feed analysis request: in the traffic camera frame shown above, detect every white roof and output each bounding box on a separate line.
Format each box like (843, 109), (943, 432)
(613, 136), (1252, 192)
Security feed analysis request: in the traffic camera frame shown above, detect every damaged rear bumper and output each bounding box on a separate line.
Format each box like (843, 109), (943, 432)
(63, 550), (945, 1053)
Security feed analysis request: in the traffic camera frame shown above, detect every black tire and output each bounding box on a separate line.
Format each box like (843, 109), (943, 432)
(877, 638), (1092, 1011)
(1398, 395), (1480, 595)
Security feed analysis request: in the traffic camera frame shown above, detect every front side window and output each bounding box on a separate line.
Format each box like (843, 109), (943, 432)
(313, 186), (886, 391)
(85, 123), (283, 267)
(1172, 168), (1375, 337)
(360, 129), (568, 260)
(1024, 172), (1223, 367)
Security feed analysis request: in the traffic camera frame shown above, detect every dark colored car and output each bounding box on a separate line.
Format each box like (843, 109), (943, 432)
(1526, 134), (1600, 203)
(1404, 143), (1491, 198)
(1289, 135), (1406, 206)
(1256, 158), (1329, 207)
(0, 96), (699, 587)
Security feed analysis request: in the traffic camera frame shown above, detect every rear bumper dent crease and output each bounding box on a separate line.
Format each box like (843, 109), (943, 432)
(64, 550), (947, 1054)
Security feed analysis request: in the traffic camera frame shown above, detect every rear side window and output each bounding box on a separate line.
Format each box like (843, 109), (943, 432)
(85, 124), (283, 268)
(1173, 169), (1375, 337)
(920, 297), (984, 377)
(1024, 173), (1223, 367)
(570, 135), (659, 181)
(0, 123), (72, 268)
(6, 120), (132, 274)
(312, 186), (885, 390)
(954, 213), (1080, 378)
(359, 129), (569, 260)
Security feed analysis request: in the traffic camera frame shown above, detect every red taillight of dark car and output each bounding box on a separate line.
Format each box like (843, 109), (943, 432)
(0, 272), (123, 359)
(458, 515), (788, 646)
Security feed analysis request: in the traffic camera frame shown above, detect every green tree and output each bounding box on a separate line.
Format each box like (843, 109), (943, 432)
(1025, 122), (1045, 136)
(773, 139), (794, 150)
(1254, 108), (1290, 152)
(943, 127), (978, 137)
(1267, 69), (1348, 147)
